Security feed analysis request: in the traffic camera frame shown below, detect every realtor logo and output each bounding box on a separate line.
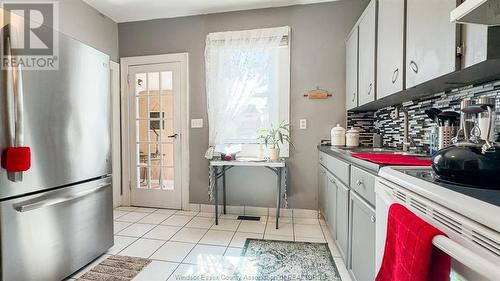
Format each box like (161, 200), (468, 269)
(1, 1), (59, 70)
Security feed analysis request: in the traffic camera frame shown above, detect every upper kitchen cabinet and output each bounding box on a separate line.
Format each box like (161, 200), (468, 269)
(406, 0), (460, 88)
(358, 0), (377, 106)
(346, 27), (359, 110)
(377, 0), (405, 99)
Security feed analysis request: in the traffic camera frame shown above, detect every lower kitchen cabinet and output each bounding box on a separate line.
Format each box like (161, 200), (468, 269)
(318, 166), (327, 220)
(335, 180), (349, 261)
(326, 172), (338, 240)
(349, 191), (376, 281)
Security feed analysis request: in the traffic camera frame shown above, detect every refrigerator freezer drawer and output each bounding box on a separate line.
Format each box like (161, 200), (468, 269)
(0, 177), (113, 281)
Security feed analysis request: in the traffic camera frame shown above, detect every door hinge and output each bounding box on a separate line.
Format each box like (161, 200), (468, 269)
(456, 44), (464, 57)
(127, 74), (131, 84)
(129, 180), (132, 191)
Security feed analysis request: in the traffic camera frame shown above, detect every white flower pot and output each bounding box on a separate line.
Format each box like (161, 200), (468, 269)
(269, 148), (280, 162)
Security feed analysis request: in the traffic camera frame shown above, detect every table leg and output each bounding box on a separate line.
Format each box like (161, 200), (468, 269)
(276, 167), (282, 229)
(214, 166), (219, 225)
(223, 169), (227, 215)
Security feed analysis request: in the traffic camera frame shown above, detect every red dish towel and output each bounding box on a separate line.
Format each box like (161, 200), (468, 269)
(352, 153), (432, 166)
(376, 204), (451, 281)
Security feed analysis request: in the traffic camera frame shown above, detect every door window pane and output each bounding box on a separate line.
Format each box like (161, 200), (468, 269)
(137, 120), (149, 142)
(137, 143), (148, 166)
(161, 120), (174, 141)
(137, 97), (148, 119)
(150, 144), (161, 165)
(161, 95), (173, 119)
(161, 71), (173, 92)
(138, 166), (149, 189)
(162, 167), (174, 190)
(135, 73), (148, 95)
(150, 167), (161, 189)
(162, 143), (174, 166)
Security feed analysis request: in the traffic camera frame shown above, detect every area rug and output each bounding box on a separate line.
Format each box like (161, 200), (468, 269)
(236, 239), (342, 281)
(77, 255), (151, 281)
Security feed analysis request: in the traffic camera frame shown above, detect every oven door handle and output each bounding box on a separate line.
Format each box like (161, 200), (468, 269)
(432, 235), (500, 280)
(14, 183), (109, 213)
(433, 235), (500, 280)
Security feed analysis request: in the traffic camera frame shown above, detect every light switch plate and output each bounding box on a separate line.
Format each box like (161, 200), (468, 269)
(299, 119), (307, 129)
(191, 119), (203, 128)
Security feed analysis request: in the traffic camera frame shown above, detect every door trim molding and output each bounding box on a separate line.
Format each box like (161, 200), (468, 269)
(110, 61), (122, 208)
(120, 53), (190, 210)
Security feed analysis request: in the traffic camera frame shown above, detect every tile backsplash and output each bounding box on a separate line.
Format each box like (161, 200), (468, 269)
(347, 80), (500, 152)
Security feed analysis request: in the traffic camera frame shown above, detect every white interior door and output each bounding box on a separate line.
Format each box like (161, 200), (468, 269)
(128, 63), (182, 209)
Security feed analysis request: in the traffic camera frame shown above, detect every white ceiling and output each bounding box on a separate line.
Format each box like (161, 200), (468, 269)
(82, 0), (336, 23)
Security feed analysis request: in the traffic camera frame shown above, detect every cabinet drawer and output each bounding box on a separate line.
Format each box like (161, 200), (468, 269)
(350, 166), (376, 206)
(319, 151), (327, 166)
(324, 154), (350, 186)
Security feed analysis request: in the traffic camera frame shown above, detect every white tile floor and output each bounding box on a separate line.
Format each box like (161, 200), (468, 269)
(67, 206), (352, 281)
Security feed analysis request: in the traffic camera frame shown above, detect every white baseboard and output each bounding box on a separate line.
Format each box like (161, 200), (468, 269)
(186, 203), (318, 218)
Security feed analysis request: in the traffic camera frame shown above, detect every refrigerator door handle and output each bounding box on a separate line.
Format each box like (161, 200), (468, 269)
(14, 183), (109, 212)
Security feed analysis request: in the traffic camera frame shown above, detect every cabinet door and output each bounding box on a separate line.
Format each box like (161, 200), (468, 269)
(406, 0), (459, 88)
(346, 28), (358, 110)
(335, 180), (349, 261)
(377, 0), (405, 99)
(462, 24), (488, 68)
(349, 192), (376, 281)
(318, 166), (327, 218)
(326, 173), (338, 240)
(358, 0), (377, 106)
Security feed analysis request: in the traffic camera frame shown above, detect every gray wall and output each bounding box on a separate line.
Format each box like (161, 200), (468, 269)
(57, 0), (119, 61)
(119, 0), (368, 209)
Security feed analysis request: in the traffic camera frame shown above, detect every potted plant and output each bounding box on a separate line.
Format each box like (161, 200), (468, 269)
(257, 121), (292, 162)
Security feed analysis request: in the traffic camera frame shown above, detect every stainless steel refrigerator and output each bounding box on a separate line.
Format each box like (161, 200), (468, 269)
(0, 29), (113, 280)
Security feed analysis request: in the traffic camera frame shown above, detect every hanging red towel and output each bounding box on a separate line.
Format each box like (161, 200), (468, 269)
(376, 203), (451, 281)
(352, 153), (432, 166)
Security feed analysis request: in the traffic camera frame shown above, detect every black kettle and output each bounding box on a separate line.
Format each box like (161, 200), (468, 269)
(432, 142), (500, 189)
(432, 103), (500, 189)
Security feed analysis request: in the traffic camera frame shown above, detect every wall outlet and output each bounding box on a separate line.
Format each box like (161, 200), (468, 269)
(191, 119), (203, 128)
(299, 119), (307, 129)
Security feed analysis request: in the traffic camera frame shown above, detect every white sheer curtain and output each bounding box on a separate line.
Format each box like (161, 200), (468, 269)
(204, 26), (289, 159)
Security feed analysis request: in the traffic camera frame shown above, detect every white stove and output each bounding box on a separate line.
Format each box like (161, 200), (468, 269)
(376, 166), (500, 281)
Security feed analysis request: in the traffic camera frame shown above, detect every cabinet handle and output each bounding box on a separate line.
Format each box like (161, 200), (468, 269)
(367, 83), (373, 95)
(370, 215), (376, 223)
(356, 179), (363, 186)
(352, 92), (356, 102)
(391, 68), (399, 84)
(410, 60), (419, 73)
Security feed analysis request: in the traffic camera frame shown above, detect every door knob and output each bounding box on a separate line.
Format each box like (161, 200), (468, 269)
(167, 134), (178, 139)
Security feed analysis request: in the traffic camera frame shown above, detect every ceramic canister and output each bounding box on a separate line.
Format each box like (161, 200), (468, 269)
(346, 127), (360, 147)
(331, 124), (346, 146)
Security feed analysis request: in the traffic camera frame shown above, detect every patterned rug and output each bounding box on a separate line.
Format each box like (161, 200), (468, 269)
(76, 255), (151, 281)
(236, 239), (341, 281)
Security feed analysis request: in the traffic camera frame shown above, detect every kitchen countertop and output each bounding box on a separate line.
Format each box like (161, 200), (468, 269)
(317, 145), (430, 173)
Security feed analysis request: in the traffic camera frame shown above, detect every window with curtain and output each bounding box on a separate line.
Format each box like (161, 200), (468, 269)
(205, 26), (290, 158)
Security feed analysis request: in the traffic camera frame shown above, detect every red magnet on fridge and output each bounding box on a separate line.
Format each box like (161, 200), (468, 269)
(2, 147), (31, 172)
